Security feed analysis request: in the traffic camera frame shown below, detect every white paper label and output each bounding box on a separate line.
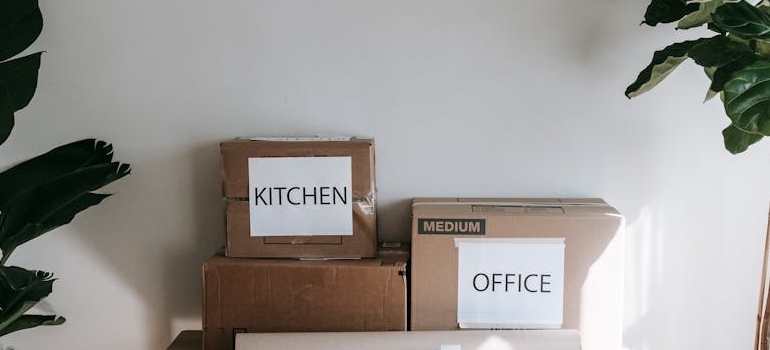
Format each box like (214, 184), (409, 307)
(249, 136), (352, 142)
(248, 156), (352, 236)
(455, 238), (565, 329)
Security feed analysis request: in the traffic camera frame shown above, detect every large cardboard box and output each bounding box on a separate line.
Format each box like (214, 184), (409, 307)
(221, 137), (376, 258)
(410, 198), (624, 350)
(236, 330), (580, 350)
(202, 244), (408, 350)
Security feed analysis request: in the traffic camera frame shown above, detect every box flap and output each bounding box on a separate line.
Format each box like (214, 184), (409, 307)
(412, 198), (619, 217)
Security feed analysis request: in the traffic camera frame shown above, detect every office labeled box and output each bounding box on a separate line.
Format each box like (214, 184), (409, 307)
(221, 137), (376, 258)
(203, 244), (408, 350)
(410, 198), (624, 350)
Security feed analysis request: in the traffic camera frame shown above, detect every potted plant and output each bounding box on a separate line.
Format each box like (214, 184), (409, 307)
(627, 0), (770, 349)
(0, 0), (130, 339)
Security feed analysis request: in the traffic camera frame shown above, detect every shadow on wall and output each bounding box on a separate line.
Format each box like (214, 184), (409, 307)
(67, 139), (225, 348)
(377, 198), (412, 242)
(622, 206), (664, 350)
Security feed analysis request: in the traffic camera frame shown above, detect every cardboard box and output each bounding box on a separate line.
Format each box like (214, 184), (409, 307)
(221, 137), (376, 258)
(410, 198), (624, 350)
(235, 330), (580, 350)
(202, 244), (408, 350)
(166, 330), (202, 350)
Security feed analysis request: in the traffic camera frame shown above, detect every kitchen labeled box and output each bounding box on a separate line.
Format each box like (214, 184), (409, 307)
(410, 198), (624, 350)
(221, 137), (376, 258)
(203, 244), (408, 350)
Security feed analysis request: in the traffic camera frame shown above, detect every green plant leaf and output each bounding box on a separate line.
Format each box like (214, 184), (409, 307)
(0, 161), (130, 258)
(712, 1), (770, 39)
(678, 0), (723, 29)
(0, 139), (116, 210)
(0, 266), (63, 336)
(0, 139), (130, 261)
(0, 266), (54, 311)
(626, 39), (704, 98)
(643, 0), (700, 26)
(709, 55), (758, 92)
(723, 123), (764, 153)
(0, 1), (42, 62)
(0, 87), (15, 145)
(723, 60), (770, 135)
(0, 314), (65, 337)
(755, 38), (770, 58)
(703, 66), (721, 101)
(40, 193), (111, 229)
(0, 53), (40, 146)
(689, 35), (754, 67)
(0, 52), (42, 112)
(687, 35), (758, 92)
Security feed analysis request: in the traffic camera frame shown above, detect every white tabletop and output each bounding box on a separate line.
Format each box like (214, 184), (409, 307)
(236, 329), (580, 350)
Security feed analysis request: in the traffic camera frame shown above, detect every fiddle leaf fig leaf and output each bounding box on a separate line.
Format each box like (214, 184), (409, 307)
(678, 0), (723, 29)
(704, 66), (720, 101)
(626, 39), (704, 98)
(688, 35), (754, 67)
(688, 35), (758, 92)
(709, 55), (758, 92)
(712, 1), (770, 39)
(723, 123), (764, 153)
(723, 61), (770, 135)
(629, 0), (770, 153)
(643, 0), (700, 26)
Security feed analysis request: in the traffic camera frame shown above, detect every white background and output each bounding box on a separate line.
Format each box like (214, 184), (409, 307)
(1, 1), (768, 350)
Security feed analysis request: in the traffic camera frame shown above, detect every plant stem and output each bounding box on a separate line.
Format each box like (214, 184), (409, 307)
(0, 251), (10, 266)
(757, 199), (770, 350)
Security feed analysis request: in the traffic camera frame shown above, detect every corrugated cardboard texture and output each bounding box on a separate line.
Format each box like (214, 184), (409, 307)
(410, 198), (624, 350)
(166, 330), (202, 350)
(203, 245), (408, 350)
(220, 138), (376, 258)
(236, 330), (581, 350)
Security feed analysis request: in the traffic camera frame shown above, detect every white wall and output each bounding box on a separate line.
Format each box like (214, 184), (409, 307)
(2, 1), (768, 349)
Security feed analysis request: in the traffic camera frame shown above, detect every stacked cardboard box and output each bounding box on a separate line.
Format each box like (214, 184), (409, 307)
(202, 245), (408, 350)
(220, 137), (377, 259)
(410, 198), (624, 350)
(197, 137), (408, 350)
(164, 138), (623, 350)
